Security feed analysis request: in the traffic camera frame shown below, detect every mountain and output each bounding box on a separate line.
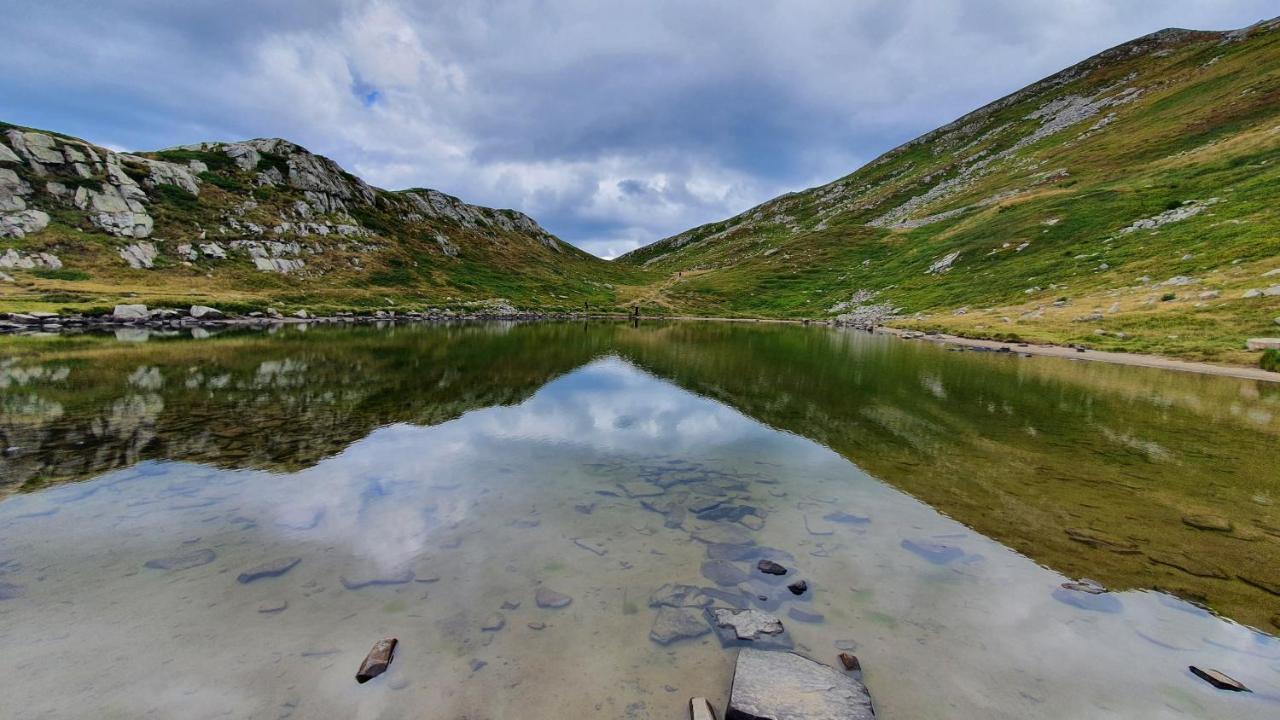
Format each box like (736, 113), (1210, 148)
(617, 18), (1280, 364)
(0, 124), (642, 313)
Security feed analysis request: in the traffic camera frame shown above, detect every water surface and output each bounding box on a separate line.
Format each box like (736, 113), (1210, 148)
(1, 322), (1278, 719)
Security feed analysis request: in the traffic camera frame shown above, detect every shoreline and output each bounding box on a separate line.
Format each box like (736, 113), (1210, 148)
(4, 307), (1277, 383)
(874, 326), (1280, 384)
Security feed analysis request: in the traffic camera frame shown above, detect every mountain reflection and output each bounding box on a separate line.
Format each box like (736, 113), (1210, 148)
(2, 321), (1278, 630)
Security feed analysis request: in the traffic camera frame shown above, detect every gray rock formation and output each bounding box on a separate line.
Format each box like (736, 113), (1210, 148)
(726, 649), (875, 720)
(712, 608), (784, 640)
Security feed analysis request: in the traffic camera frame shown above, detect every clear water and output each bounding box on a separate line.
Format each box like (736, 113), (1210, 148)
(0, 321), (1278, 719)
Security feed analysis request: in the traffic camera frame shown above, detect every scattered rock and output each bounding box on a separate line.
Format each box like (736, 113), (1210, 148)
(803, 515), (835, 536)
(650, 583), (713, 609)
(339, 569), (415, 590)
(689, 697), (716, 720)
(786, 607), (825, 624)
(1181, 514), (1233, 532)
(838, 653), (861, 672)
(691, 525), (756, 546)
(573, 538), (608, 556)
(650, 607), (712, 645)
(900, 539), (964, 565)
(469, 659), (487, 672)
(702, 560), (751, 587)
(727, 648), (874, 720)
(712, 608), (784, 640)
(535, 587), (573, 608)
(1245, 338), (1280, 351)
(1060, 578), (1106, 594)
(1188, 666), (1249, 692)
(355, 638), (397, 684)
(619, 480), (665, 498)
(258, 600), (289, 614)
(501, 600), (521, 610)
(527, 622), (546, 630)
(144, 548), (216, 571)
(757, 559), (788, 576)
(112, 304), (149, 322)
(739, 515), (765, 531)
(237, 556), (301, 584)
(481, 612), (506, 631)
(822, 511), (870, 525)
(1052, 586), (1122, 613)
(189, 305), (224, 319)
(787, 580), (808, 596)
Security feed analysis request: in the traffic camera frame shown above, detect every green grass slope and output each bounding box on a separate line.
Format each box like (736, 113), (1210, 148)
(617, 19), (1280, 364)
(0, 125), (647, 315)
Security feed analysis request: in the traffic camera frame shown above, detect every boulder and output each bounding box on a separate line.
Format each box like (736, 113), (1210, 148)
(1245, 338), (1280, 351)
(189, 305), (225, 319)
(726, 649), (874, 720)
(112, 304), (149, 321)
(355, 638), (397, 684)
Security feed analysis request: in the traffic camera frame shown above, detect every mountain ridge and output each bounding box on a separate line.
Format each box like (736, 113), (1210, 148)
(615, 16), (1280, 364)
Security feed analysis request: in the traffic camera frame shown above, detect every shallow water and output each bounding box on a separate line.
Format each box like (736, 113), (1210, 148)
(1, 321), (1278, 719)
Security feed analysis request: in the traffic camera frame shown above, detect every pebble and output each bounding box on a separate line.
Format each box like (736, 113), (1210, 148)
(689, 697), (716, 720)
(258, 600), (289, 614)
(355, 638), (397, 684)
(757, 559), (788, 576)
(787, 580), (808, 596)
(838, 653), (862, 672)
(1189, 666), (1249, 692)
(536, 587), (573, 608)
(237, 556), (301, 584)
(144, 548), (216, 571)
(481, 612), (506, 631)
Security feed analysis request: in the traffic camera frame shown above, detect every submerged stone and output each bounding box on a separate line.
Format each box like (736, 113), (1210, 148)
(650, 607), (712, 645)
(712, 608), (784, 640)
(702, 560), (750, 587)
(757, 559), (788, 576)
(689, 697), (716, 720)
(838, 652), (862, 672)
(823, 510), (871, 525)
(803, 515), (835, 536)
(481, 612), (506, 631)
(144, 548), (216, 571)
(536, 587), (573, 608)
(237, 556), (301, 584)
(1052, 586), (1122, 613)
(900, 539), (964, 565)
(787, 607), (825, 624)
(727, 648), (874, 720)
(787, 580), (808, 596)
(619, 480), (665, 498)
(1060, 578), (1106, 594)
(258, 600), (288, 614)
(340, 569), (414, 590)
(650, 583), (713, 608)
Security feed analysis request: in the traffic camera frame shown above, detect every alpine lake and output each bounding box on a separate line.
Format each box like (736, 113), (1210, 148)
(1, 320), (1278, 719)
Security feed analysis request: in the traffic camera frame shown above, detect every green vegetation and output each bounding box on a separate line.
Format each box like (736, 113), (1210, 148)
(614, 22), (1280, 365)
(1263, 349), (1280, 372)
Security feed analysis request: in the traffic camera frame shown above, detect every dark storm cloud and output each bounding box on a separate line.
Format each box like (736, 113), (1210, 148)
(0, 1), (1273, 257)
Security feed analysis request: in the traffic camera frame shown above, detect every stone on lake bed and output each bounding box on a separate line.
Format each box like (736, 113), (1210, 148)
(144, 548), (216, 571)
(481, 612), (506, 631)
(787, 607), (825, 624)
(727, 648), (874, 720)
(527, 621), (546, 630)
(237, 556), (301, 584)
(1060, 578), (1106, 594)
(1052, 586), (1122, 613)
(258, 600), (288, 614)
(787, 580), (808, 596)
(689, 697), (716, 720)
(803, 515), (836, 536)
(340, 568), (414, 590)
(757, 559), (788, 575)
(650, 583), (713, 608)
(739, 515), (765, 531)
(900, 539), (964, 565)
(823, 510), (871, 525)
(1181, 513), (1233, 532)
(650, 607), (712, 645)
(1189, 666), (1249, 692)
(536, 587), (573, 608)
(713, 608), (784, 640)
(702, 559), (751, 587)
(619, 480), (665, 498)
(691, 524), (756, 546)
(355, 638), (397, 684)
(573, 538), (608, 556)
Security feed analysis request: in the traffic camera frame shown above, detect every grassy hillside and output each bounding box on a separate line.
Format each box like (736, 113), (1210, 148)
(0, 125), (647, 315)
(617, 19), (1280, 364)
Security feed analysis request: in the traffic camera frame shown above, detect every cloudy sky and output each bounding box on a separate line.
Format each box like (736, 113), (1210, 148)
(2, 1), (1273, 257)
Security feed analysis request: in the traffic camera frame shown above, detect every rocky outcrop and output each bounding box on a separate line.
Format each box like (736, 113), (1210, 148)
(726, 649), (875, 720)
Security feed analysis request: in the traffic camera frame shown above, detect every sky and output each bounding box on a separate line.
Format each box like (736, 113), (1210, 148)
(1, 1), (1275, 258)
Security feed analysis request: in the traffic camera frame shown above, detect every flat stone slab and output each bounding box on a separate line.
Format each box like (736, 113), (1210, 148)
(536, 587), (573, 608)
(340, 568), (414, 590)
(237, 556), (301, 584)
(650, 583), (713, 608)
(144, 548), (216, 571)
(727, 648), (874, 720)
(690, 697), (716, 720)
(650, 607), (712, 645)
(713, 608), (783, 640)
(619, 480), (665, 498)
